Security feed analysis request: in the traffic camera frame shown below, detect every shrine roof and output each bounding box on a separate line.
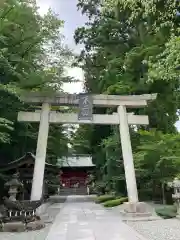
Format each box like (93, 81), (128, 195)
(0, 152), (59, 172)
(57, 155), (95, 168)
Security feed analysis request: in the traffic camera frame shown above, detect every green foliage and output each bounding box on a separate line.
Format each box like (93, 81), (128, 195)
(155, 205), (177, 219)
(0, 0), (73, 162)
(100, 130), (126, 194)
(103, 197), (128, 207)
(95, 194), (116, 203)
(0, 117), (14, 143)
(47, 125), (69, 163)
(93, 180), (108, 195)
(74, 0), (180, 199)
(148, 36), (180, 82)
(75, 0), (180, 130)
(134, 130), (180, 182)
(138, 188), (154, 201)
(71, 125), (92, 154)
(0, 0), (64, 91)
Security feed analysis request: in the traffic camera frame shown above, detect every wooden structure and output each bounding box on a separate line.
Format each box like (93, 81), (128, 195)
(58, 155), (95, 189)
(0, 152), (60, 200)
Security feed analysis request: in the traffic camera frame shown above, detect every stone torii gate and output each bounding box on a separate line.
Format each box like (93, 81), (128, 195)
(18, 93), (156, 214)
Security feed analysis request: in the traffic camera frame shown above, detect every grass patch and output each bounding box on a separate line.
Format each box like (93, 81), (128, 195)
(95, 195), (116, 203)
(155, 205), (177, 219)
(103, 197), (128, 208)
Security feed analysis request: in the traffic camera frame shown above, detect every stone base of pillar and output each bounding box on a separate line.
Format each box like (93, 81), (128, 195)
(119, 202), (161, 221)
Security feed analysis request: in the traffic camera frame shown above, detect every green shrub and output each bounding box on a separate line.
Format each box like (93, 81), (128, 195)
(138, 188), (153, 201)
(95, 195), (116, 203)
(155, 205), (177, 219)
(103, 197), (128, 208)
(94, 181), (107, 195)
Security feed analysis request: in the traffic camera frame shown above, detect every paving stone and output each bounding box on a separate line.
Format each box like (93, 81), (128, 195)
(45, 195), (147, 240)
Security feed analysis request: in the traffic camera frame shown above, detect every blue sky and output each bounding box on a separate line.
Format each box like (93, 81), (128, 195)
(37, 0), (180, 130)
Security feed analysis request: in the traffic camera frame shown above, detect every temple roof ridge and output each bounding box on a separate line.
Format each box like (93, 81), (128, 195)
(57, 154), (95, 168)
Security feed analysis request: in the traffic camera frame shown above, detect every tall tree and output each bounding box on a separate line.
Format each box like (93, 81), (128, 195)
(73, 0), (180, 195)
(0, 0), (72, 163)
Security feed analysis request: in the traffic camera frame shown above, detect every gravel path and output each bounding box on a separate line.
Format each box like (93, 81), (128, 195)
(128, 219), (180, 240)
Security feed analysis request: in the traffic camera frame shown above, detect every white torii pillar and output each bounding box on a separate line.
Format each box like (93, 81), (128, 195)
(31, 103), (50, 201)
(118, 105), (138, 203)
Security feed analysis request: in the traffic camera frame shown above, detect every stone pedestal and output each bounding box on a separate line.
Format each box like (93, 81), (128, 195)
(119, 202), (160, 221)
(1, 220), (45, 232)
(26, 220), (45, 231)
(123, 202), (150, 213)
(3, 222), (26, 232)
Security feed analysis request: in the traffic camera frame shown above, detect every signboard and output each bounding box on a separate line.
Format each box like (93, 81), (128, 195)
(78, 93), (93, 120)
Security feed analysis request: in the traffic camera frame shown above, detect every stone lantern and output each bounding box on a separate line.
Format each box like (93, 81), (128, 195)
(4, 172), (23, 201)
(168, 177), (180, 214)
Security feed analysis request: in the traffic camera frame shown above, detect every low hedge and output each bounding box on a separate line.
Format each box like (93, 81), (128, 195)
(155, 205), (177, 219)
(95, 195), (116, 203)
(103, 197), (128, 208)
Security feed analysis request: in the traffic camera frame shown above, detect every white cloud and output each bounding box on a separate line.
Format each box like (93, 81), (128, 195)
(66, 67), (84, 81)
(63, 67), (84, 94)
(36, 0), (51, 16)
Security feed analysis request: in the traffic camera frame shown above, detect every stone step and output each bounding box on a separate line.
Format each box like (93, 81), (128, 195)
(60, 192), (87, 195)
(60, 187), (87, 195)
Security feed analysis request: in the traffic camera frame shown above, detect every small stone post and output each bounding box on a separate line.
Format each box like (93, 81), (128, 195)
(168, 178), (180, 215)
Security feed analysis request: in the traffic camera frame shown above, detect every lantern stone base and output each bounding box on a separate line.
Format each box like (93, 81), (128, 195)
(175, 207), (180, 219)
(119, 202), (161, 221)
(0, 220), (45, 232)
(2, 222), (26, 232)
(176, 214), (180, 220)
(26, 220), (45, 231)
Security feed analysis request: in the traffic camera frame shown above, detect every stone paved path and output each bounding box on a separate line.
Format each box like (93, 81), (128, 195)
(2, 196), (180, 240)
(0, 195), (148, 240)
(45, 195), (147, 240)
